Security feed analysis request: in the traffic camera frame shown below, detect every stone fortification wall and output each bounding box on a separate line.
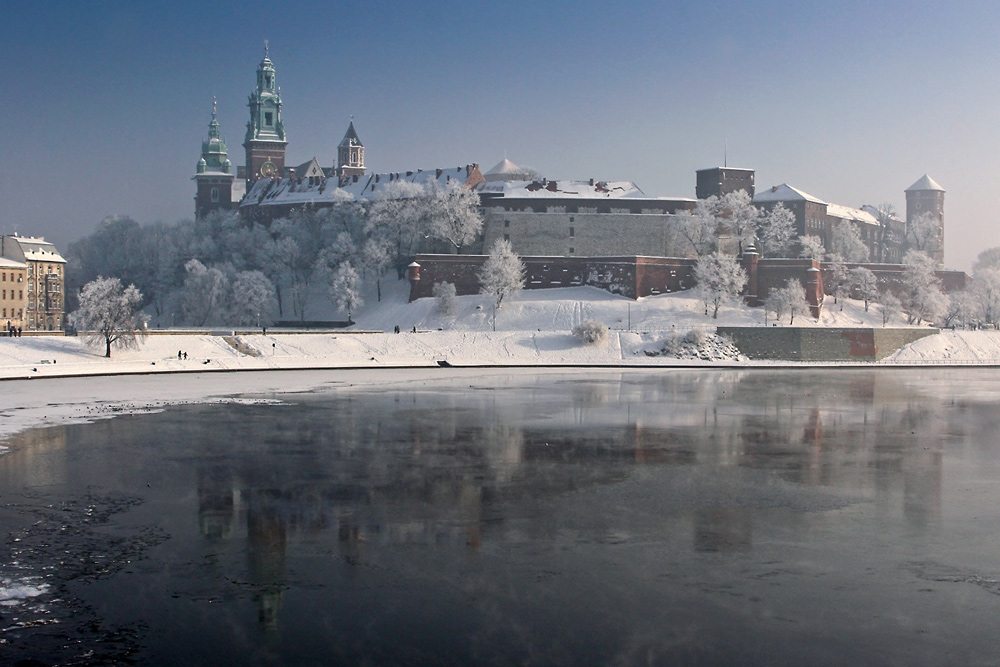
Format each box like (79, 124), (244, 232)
(408, 255), (697, 301)
(481, 210), (689, 258)
(819, 263), (968, 297)
(717, 327), (938, 361)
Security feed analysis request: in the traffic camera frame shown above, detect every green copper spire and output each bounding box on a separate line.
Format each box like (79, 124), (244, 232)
(245, 43), (285, 144)
(197, 97), (231, 174)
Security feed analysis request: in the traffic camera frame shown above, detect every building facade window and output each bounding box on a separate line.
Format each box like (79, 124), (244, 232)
(211, 187), (220, 202)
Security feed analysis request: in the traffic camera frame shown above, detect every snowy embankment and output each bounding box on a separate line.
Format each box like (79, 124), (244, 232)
(0, 285), (997, 449)
(1, 285), (997, 381)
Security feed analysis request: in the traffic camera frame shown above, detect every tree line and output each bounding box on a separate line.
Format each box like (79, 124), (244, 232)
(66, 181), (484, 327)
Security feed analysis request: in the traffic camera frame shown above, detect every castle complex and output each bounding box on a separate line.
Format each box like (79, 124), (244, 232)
(195, 48), (950, 291)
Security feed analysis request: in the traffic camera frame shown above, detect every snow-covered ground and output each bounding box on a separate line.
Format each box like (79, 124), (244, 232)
(2, 285), (999, 447)
(1, 285), (997, 382)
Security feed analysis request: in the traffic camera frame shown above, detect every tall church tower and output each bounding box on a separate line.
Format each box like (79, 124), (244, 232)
(905, 174), (945, 265)
(243, 44), (287, 186)
(336, 119), (365, 178)
(194, 98), (235, 220)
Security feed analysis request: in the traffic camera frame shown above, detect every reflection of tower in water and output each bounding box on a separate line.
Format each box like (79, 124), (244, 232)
(246, 495), (288, 632)
(197, 470), (239, 539)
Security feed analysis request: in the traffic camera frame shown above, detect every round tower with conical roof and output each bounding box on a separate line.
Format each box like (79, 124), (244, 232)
(905, 174), (945, 265)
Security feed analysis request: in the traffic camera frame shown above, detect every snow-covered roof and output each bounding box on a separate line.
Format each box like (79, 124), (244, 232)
(827, 203), (878, 226)
(860, 204), (903, 224)
(294, 157), (325, 178)
(905, 174), (944, 192)
(753, 183), (826, 205)
(0, 257), (27, 269)
(242, 164), (484, 208)
(1, 236), (66, 264)
(476, 179), (646, 199)
(484, 158), (526, 182)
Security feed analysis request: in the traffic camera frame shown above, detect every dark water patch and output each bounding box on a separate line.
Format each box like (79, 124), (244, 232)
(2, 370), (1000, 664)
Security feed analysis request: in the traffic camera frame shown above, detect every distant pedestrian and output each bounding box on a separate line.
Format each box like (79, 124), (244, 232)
(178, 350), (182, 360)
(412, 326), (417, 333)
(183, 352), (187, 360)
(17, 326), (21, 337)
(394, 325), (400, 334)
(262, 326), (267, 335)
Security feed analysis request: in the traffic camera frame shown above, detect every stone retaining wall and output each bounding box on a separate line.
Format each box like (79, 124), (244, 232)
(716, 327), (938, 361)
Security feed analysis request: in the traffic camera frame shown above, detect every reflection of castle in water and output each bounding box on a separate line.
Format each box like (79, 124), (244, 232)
(188, 371), (951, 628)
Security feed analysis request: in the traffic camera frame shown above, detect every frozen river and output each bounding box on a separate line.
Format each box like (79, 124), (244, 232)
(2, 368), (1000, 665)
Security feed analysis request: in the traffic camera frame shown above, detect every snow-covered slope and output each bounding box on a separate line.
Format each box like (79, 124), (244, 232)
(0, 285), (990, 382)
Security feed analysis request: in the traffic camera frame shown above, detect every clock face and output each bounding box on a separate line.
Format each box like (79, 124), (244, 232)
(260, 161), (277, 177)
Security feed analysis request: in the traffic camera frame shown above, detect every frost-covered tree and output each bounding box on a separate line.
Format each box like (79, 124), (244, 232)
(972, 247), (1000, 274)
(423, 183), (484, 252)
(756, 203), (796, 258)
(878, 290), (901, 327)
(365, 181), (427, 276)
(765, 279), (808, 325)
(358, 237), (392, 302)
(939, 290), (974, 329)
(900, 250), (946, 324)
(848, 266), (878, 312)
(870, 202), (898, 263)
(969, 268), (1000, 328)
(228, 270), (278, 327)
(478, 238), (525, 309)
(829, 222), (870, 263)
(70, 276), (147, 358)
(673, 198), (719, 257)
(181, 259), (230, 326)
(826, 254), (849, 309)
(433, 281), (457, 316)
(798, 235), (825, 260)
(694, 252), (747, 319)
(904, 211), (942, 258)
(329, 262), (363, 324)
(719, 190), (759, 254)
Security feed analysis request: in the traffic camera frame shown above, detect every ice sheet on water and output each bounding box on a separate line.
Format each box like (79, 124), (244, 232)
(0, 576), (48, 606)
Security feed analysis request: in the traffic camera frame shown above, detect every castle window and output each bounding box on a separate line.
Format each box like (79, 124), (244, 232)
(504, 234), (510, 242)
(569, 247), (575, 254)
(570, 227), (575, 237)
(265, 112), (273, 126)
(504, 220), (510, 228)
(211, 187), (219, 203)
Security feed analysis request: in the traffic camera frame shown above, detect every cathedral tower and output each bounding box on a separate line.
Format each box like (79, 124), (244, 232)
(194, 98), (235, 220)
(337, 119), (365, 178)
(905, 174), (945, 265)
(244, 44), (287, 186)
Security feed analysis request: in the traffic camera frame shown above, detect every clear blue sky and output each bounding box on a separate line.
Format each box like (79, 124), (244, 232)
(1, 0), (996, 270)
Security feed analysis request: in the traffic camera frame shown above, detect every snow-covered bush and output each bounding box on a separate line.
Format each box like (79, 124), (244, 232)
(573, 320), (608, 344)
(433, 281), (457, 316)
(684, 328), (707, 346)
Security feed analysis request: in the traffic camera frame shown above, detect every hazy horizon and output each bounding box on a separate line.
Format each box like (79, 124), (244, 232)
(1, 1), (996, 271)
